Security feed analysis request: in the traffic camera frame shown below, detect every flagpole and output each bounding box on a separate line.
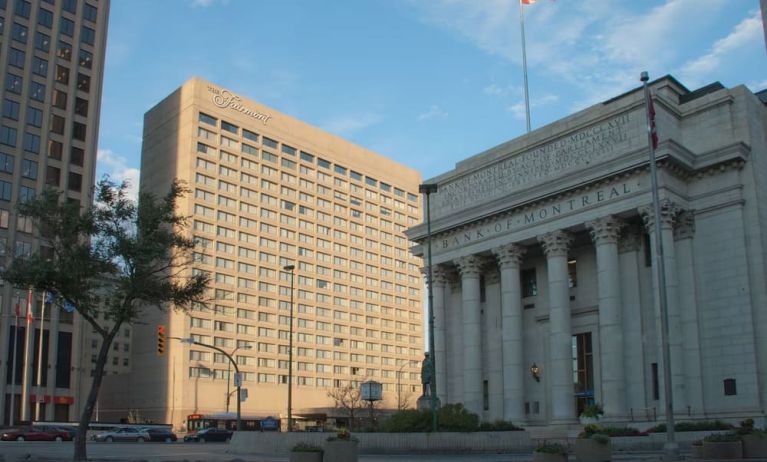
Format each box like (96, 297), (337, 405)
(9, 296), (19, 427)
(20, 288), (34, 421)
(641, 71), (680, 460)
(519, 0), (532, 133)
(34, 291), (46, 421)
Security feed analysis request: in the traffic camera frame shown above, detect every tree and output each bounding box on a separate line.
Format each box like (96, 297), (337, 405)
(327, 385), (365, 431)
(1, 178), (208, 461)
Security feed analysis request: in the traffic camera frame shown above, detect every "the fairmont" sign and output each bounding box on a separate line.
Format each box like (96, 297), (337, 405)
(207, 86), (272, 125)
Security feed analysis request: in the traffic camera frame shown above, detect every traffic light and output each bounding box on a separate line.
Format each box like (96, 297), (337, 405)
(157, 325), (166, 355)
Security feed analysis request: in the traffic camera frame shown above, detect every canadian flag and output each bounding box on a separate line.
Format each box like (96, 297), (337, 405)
(521, 0), (537, 4)
(26, 289), (33, 323)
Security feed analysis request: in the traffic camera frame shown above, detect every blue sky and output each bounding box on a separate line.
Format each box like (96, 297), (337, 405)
(97, 0), (767, 198)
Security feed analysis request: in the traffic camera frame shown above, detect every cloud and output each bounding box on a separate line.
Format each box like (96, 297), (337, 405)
(408, 0), (743, 111)
(417, 105), (448, 121)
(97, 149), (140, 202)
(508, 93), (558, 120)
(322, 113), (383, 137)
(677, 10), (763, 86)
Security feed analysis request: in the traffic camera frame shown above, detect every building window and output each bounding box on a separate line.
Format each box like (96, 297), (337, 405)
(38, 8), (53, 28)
(72, 122), (86, 141)
(11, 22), (27, 43)
(0, 181), (11, 201)
(198, 112), (216, 126)
(651, 363), (659, 400)
(62, 0), (76, 14)
(35, 32), (50, 52)
(83, 3), (97, 22)
(53, 90), (67, 109)
(78, 49), (92, 69)
(46, 166), (60, 186)
(48, 140), (62, 160)
(15, 0), (31, 18)
(29, 81), (45, 101)
(51, 114), (65, 134)
(59, 17), (74, 37)
(5, 74), (23, 94)
(723, 378), (737, 396)
(23, 133), (40, 154)
(80, 25), (95, 45)
(19, 185), (34, 202)
(21, 159), (37, 179)
(521, 268), (537, 297)
(57, 41), (72, 61)
(0, 125), (17, 146)
(0, 153), (13, 173)
(55, 65), (69, 84)
(70, 147), (84, 166)
(8, 48), (25, 68)
(68, 172), (82, 192)
(3, 99), (19, 120)
(26, 107), (42, 127)
(77, 73), (90, 93)
(31, 56), (48, 77)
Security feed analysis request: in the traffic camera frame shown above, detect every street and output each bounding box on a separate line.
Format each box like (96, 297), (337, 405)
(0, 441), (677, 462)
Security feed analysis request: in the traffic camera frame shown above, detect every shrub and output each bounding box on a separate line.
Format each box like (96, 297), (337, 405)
(326, 427), (359, 443)
(580, 403), (604, 419)
(478, 420), (525, 431)
(647, 420), (734, 433)
(292, 442), (323, 452)
(579, 424), (602, 437)
(380, 409), (431, 433)
(437, 403), (480, 432)
(535, 442), (568, 455)
(703, 432), (741, 443)
(590, 433), (610, 445)
(597, 426), (648, 437)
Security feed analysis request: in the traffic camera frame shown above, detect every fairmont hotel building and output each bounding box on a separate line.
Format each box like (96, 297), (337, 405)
(408, 76), (767, 426)
(100, 78), (424, 429)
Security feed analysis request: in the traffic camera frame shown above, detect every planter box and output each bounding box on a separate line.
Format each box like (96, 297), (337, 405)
(289, 452), (323, 462)
(575, 438), (611, 462)
(743, 434), (767, 459)
(690, 444), (703, 459)
(533, 452), (568, 462)
(701, 440), (742, 459)
(323, 440), (358, 462)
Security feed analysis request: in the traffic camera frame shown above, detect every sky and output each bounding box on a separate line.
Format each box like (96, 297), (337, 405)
(96, 0), (767, 199)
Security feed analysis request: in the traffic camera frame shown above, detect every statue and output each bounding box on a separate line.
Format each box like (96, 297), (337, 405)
(420, 352), (433, 396)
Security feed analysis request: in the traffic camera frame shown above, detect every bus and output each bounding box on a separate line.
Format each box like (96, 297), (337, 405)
(186, 413), (280, 432)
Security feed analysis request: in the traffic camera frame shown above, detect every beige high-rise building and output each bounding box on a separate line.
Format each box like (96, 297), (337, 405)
(100, 78), (424, 430)
(0, 0), (110, 425)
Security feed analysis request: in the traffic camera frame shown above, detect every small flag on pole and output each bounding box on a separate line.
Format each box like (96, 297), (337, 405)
(520, 0), (537, 4)
(14, 299), (20, 317)
(26, 289), (33, 323)
(648, 95), (659, 149)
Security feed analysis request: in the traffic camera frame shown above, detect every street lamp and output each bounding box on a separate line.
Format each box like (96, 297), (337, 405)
(283, 264), (296, 432)
(419, 183), (438, 432)
(226, 344), (252, 413)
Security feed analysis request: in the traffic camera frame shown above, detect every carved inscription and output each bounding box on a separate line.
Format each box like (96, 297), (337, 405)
(436, 178), (643, 253)
(436, 113), (631, 214)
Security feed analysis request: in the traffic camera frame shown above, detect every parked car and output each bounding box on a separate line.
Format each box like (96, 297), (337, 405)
(54, 426), (79, 440)
(92, 427), (150, 442)
(140, 427), (177, 442)
(183, 427), (233, 443)
(0, 425), (73, 442)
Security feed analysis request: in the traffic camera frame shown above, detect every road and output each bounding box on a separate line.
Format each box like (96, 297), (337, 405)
(0, 441), (677, 461)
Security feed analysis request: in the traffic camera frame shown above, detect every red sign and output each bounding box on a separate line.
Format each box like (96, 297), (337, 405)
(29, 394), (52, 403)
(53, 396), (74, 405)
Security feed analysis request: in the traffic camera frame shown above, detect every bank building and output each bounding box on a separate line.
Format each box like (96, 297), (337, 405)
(407, 75), (767, 426)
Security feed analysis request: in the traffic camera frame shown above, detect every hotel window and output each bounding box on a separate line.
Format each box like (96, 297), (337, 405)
(6, 74), (22, 94)
(77, 73), (90, 92)
(262, 137), (278, 149)
(31, 82), (45, 101)
(38, 8), (53, 28)
(521, 268), (537, 297)
(221, 120), (238, 134)
(26, 107), (42, 128)
(242, 143), (257, 155)
(242, 128), (258, 142)
(21, 159), (37, 179)
(72, 122), (86, 141)
(281, 144), (296, 156)
(317, 158), (330, 169)
(60, 17), (75, 37)
(80, 25), (95, 46)
(83, 3), (97, 22)
(78, 49), (92, 69)
(32, 56), (48, 77)
(199, 112), (217, 126)
(8, 48), (25, 68)
(300, 151), (314, 162)
(2, 99), (19, 120)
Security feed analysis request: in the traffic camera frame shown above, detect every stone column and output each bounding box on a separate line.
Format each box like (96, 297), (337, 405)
(45, 305), (62, 420)
(454, 255), (484, 415)
(674, 212), (704, 415)
(538, 230), (576, 423)
(639, 201), (686, 413)
(618, 228), (647, 415)
(484, 270), (503, 421)
(431, 265), (449, 406)
(586, 216), (627, 419)
(493, 243), (526, 423)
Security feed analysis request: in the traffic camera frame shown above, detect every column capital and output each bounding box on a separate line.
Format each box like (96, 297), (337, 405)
(619, 226), (642, 253)
(493, 243), (526, 269)
(454, 255), (485, 277)
(674, 211), (695, 241)
(431, 265), (450, 286)
(538, 230), (574, 258)
(586, 215), (624, 245)
(638, 200), (681, 231)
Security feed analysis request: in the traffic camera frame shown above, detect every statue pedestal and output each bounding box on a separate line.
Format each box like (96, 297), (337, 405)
(416, 394), (440, 411)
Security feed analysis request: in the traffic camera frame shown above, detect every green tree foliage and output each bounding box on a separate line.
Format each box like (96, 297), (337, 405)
(381, 403), (523, 433)
(2, 178), (209, 461)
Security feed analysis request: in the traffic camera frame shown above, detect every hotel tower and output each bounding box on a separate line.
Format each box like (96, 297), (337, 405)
(99, 78), (424, 430)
